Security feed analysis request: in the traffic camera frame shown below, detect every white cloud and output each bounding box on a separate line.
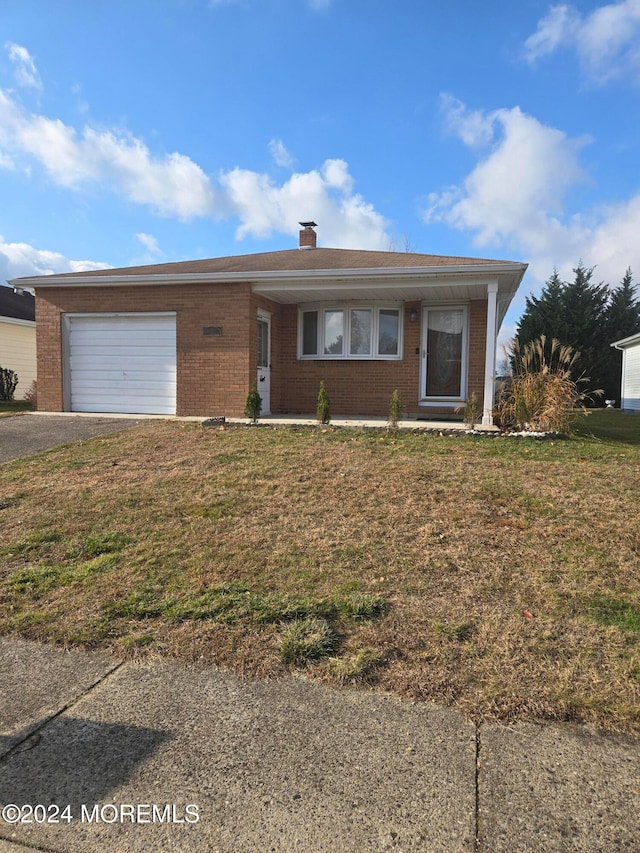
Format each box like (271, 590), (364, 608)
(523, 5), (580, 63)
(5, 42), (42, 91)
(0, 89), (217, 219)
(524, 1), (640, 83)
(0, 82), (388, 249)
(0, 238), (111, 283)
(220, 158), (388, 249)
(440, 94), (496, 147)
(135, 233), (162, 255)
(269, 138), (294, 168)
(425, 97), (640, 291)
(426, 100), (589, 248)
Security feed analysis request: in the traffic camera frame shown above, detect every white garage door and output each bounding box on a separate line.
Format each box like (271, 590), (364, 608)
(68, 313), (177, 415)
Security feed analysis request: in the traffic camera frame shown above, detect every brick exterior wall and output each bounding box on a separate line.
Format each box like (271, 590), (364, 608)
(35, 282), (254, 417)
(279, 300), (488, 417)
(35, 283), (489, 419)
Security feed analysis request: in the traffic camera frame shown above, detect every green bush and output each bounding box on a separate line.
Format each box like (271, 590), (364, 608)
(244, 382), (262, 422)
(316, 380), (330, 424)
(0, 367), (18, 401)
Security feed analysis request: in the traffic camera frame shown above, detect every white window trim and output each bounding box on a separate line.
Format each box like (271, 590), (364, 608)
(298, 302), (403, 360)
(419, 304), (469, 405)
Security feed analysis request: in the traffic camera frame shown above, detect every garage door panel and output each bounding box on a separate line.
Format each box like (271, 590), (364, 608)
(68, 314), (176, 415)
(72, 400), (175, 415)
(70, 342), (175, 356)
(70, 330), (176, 346)
(70, 378), (175, 392)
(69, 316), (174, 330)
(70, 368), (176, 382)
(70, 354), (176, 370)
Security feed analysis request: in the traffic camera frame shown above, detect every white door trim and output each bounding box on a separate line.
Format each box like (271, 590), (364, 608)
(419, 304), (469, 406)
(257, 309), (271, 415)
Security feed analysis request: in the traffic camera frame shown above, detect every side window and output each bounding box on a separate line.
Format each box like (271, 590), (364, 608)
(377, 309), (400, 356)
(302, 310), (318, 356)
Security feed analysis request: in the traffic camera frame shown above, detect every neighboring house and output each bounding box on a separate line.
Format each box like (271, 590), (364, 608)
(9, 224), (527, 424)
(611, 333), (640, 412)
(0, 285), (36, 400)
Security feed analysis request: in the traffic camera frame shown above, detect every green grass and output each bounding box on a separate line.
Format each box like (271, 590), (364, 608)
(587, 595), (640, 633)
(0, 400), (33, 417)
(279, 618), (338, 666)
(572, 408), (640, 445)
(0, 414), (639, 731)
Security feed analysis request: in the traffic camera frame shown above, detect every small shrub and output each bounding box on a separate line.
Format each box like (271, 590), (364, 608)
(458, 392), (482, 429)
(24, 380), (37, 407)
(316, 380), (330, 424)
(244, 382), (262, 423)
(279, 617), (337, 666)
(0, 367), (18, 401)
(388, 389), (402, 429)
(495, 336), (602, 434)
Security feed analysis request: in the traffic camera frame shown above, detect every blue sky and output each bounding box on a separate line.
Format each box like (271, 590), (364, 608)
(1, 0), (639, 344)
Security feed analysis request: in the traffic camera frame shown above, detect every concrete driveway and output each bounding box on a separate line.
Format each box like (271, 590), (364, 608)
(0, 414), (146, 464)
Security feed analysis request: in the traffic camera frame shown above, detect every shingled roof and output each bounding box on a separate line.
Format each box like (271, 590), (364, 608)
(0, 285), (35, 321)
(17, 247), (519, 281)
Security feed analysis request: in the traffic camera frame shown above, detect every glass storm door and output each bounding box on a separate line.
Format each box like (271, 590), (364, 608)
(422, 308), (466, 399)
(257, 314), (271, 415)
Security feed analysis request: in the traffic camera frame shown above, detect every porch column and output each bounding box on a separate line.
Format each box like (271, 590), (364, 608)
(482, 282), (498, 426)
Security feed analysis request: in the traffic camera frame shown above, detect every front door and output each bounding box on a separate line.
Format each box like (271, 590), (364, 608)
(421, 307), (467, 400)
(257, 312), (271, 415)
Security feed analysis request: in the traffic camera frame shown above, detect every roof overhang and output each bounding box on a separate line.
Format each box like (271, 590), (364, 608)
(0, 315), (35, 328)
(611, 332), (640, 349)
(11, 261), (527, 328)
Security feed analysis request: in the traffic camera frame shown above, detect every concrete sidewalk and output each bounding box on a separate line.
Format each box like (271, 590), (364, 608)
(0, 639), (638, 852)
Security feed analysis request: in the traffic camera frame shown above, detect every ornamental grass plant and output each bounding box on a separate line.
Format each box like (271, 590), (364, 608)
(495, 336), (602, 434)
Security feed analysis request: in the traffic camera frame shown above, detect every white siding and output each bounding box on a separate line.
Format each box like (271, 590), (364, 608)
(0, 319), (36, 399)
(621, 342), (640, 412)
(67, 313), (176, 415)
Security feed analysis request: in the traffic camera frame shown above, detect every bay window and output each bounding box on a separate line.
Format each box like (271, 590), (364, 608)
(299, 304), (402, 360)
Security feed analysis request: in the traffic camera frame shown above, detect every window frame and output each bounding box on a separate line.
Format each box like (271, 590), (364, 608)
(298, 303), (403, 361)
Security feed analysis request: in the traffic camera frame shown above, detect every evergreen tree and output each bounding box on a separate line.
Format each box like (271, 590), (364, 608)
(516, 268), (565, 347)
(515, 263), (640, 405)
(602, 269), (640, 401)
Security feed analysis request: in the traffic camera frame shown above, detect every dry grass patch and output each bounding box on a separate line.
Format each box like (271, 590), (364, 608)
(0, 415), (639, 731)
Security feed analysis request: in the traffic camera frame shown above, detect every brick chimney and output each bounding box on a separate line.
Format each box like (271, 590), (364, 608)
(298, 221), (317, 249)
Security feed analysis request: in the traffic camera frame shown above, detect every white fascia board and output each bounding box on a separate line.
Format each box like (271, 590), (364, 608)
(0, 316), (36, 328)
(611, 332), (640, 349)
(10, 262), (527, 291)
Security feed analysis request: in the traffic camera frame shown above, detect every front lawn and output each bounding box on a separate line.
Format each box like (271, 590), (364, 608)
(0, 412), (638, 731)
(0, 400), (33, 417)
